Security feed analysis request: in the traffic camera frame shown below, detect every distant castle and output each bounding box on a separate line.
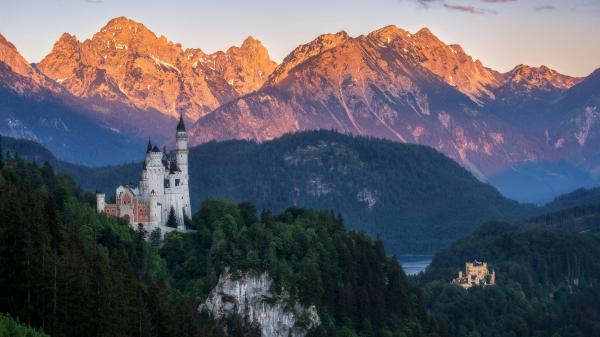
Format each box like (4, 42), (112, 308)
(452, 260), (496, 289)
(96, 116), (191, 231)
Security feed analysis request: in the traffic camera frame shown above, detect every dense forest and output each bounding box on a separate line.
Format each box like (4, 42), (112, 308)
(0, 314), (49, 337)
(0, 147), (223, 337)
(416, 214), (600, 337)
(0, 142), (438, 337)
(543, 186), (600, 212)
(0, 132), (536, 254)
(162, 200), (439, 337)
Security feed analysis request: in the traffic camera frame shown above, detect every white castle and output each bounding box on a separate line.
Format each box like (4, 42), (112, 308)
(96, 116), (192, 231)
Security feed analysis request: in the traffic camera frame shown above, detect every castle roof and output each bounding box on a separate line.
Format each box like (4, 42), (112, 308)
(176, 115), (186, 132)
(151, 145), (161, 153)
(146, 139), (152, 153)
(169, 162), (181, 174)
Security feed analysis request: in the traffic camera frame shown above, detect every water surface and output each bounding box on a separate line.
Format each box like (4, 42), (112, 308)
(398, 256), (433, 275)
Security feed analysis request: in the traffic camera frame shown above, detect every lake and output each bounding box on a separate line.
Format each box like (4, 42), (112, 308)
(398, 255), (433, 275)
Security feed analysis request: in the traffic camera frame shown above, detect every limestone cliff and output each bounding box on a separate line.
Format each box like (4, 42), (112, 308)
(199, 270), (320, 337)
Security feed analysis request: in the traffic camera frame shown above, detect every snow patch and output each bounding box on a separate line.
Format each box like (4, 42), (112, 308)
(150, 55), (181, 74)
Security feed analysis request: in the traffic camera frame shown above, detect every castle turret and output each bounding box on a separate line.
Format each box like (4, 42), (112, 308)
(96, 192), (105, 213)
(175, 115), (191, 220)
(146, 145), (166, 196)
(149, 190), (159, 225)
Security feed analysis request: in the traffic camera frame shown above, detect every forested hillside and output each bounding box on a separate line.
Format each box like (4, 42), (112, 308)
(0, 147), (221, 337)
(0, 314), (49, 337)
(543, 187), (600, 212)
(0, 144), (438, 337)
(417, 217), (600, 337)
(28, 131), (535, 254)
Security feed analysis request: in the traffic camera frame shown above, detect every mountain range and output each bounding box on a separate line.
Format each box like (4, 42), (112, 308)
(0, 17), (598, 195)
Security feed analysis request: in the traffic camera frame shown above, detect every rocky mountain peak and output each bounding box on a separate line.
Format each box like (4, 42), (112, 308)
(35, 17), (277, 125)
(0, 33), (35, 78)
(505, 64), (582, 92)
(267, 31), (350, 85)
(405, 28), (502, 103)
(414, 27), (438, 40)
(0, 33), (18, 53)
(37, 33), (82, 84)
(99, 16), (149, 35)
(240, 35), (260, 48)
(213, 36), (277, 95)
(367, 25), (410, 42)
(57, 32), (80, 46)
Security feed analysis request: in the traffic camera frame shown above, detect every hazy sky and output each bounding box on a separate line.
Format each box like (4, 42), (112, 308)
(1, 0), (599, 77)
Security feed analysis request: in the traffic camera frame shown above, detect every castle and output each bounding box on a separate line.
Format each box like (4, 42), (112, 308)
(96, 116), (192, 231)
(452, 260), (496, 289)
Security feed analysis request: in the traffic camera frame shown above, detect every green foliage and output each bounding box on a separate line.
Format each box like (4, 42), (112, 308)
(543, 187), (600, 212)
(166, 206), (178, 228)
(417, 218), (600, 337)
(23, 130), (535, 255)
(0, 313), (49, 337)
(161, 200), (439, 337)
(0, 157), (224, 337)
(0, 153), (438, 337)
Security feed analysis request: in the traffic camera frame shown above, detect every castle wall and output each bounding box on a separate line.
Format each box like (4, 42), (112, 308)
(97, 116), (191, 231)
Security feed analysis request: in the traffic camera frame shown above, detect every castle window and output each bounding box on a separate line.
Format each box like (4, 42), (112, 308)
(175, 179), (180, 186)
(164, 179), (170, 188)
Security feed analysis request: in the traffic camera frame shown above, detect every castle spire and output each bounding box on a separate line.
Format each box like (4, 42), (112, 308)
(146, 138), (152, 153)
(176, 113), (186, 132)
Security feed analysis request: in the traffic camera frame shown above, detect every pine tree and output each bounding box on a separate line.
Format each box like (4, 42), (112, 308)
(150, 228), (162, 250)
(166, 207), (178, 228)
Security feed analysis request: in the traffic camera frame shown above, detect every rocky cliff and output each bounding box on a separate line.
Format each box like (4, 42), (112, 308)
(200, 270), (320, 337)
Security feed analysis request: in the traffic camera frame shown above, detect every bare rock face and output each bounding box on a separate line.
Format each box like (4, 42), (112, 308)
(382, 26), (503, 104)
(496, 65), (583, 99)
(0, 33), (60, 94)
(38, 17), (277, 121)
(0, 34), (37, 79)
(200, 270), (320, 337)
(212, 36), (278, 95)
(189, 26), (538, 176)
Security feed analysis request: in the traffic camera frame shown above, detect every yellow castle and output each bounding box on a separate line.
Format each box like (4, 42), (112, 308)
(452, 260), (496, 289)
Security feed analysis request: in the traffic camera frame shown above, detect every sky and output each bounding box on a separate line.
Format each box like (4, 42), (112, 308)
(0, 0), (599, 77)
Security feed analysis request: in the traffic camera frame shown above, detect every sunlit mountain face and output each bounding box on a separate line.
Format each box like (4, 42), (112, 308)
(1, 17), (599, 188)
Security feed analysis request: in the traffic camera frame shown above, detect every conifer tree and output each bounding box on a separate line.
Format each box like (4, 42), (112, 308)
(150, 228), (162, 250)
(166, 207), (178, 228)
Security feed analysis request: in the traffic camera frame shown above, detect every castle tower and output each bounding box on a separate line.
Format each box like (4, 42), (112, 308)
(146, 145), (165, 197)
(175, 115), (192, 220)
(96, 192), (105, 213)
(149, 190), (159, 225)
